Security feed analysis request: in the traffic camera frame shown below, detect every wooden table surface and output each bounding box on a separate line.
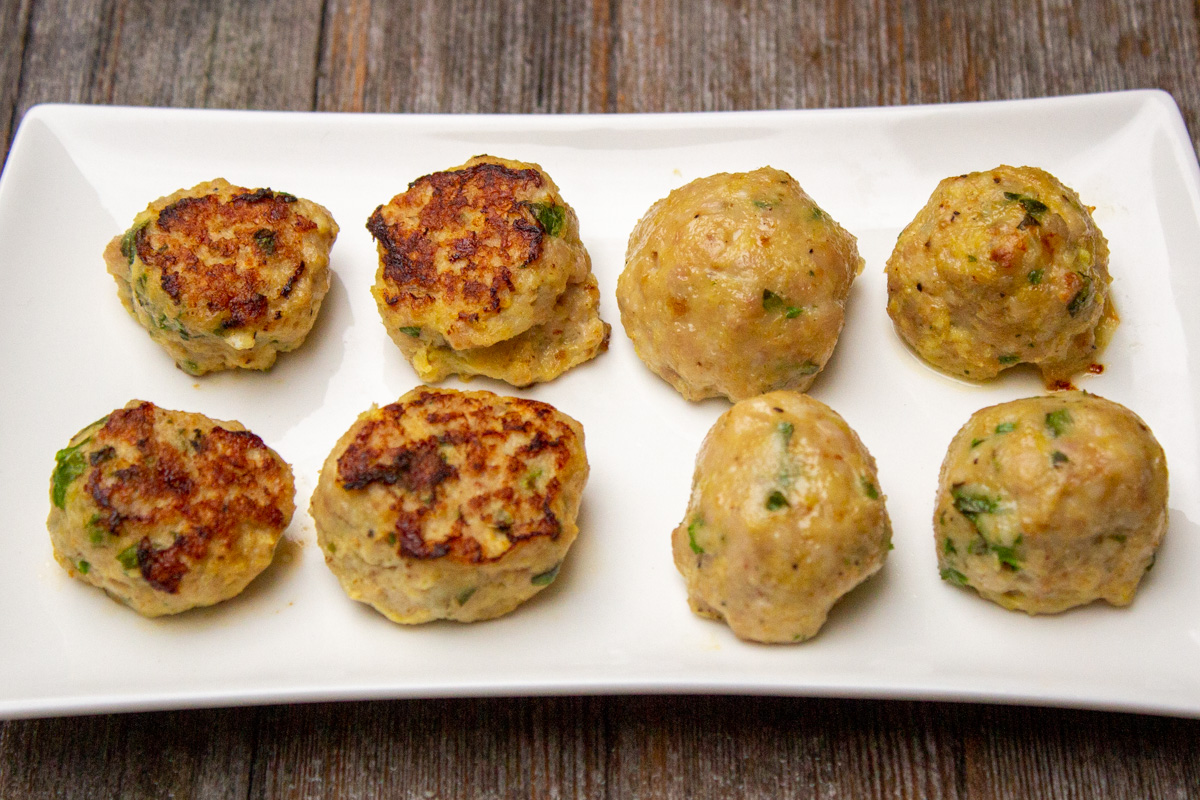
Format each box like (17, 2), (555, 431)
(2, 1), (1199, 797)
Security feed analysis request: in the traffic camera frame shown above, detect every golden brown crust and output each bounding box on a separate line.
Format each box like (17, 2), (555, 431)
(80, 402), (292, 593)
(368, 155), (591, 352)
(333, 388), (580, 564)
(136, 187), (319, 331)
(367, 162), (546, 323)
(106, 179), (338, 375)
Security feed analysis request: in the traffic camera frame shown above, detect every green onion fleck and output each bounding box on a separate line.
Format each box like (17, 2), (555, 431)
(940, 567), (969, 586)
(995, 422), (1015, 434)
(1004, 191), (1049, 217)
(991, 538), (1022, 571)
(998, 354), (1019, 365)
(455, 587), (477, 606)
(529, 202), (565, 237)
(253, 228), (276, 256)
(116, 545), (139, 570)
(860, 477), (879, 500)
(943, 537), (957, 555)
(531, 563), (560, 586)
(765, 490), (790, 511)
(51, 440), (90, 509)
(797, 360), (819, 376)
(1051, 450), (1069, 466)
(78, 560), (90, 575)
(1045, 408), (1072, 437)
(762, 289), (803, 319)
(687, 518), (705, 554)
(1067, 274), (1092, 317)
(1028, 269), (1044, 284)
(120, 221), (149, 265)
(399, 326), (421, 337)
(970, 438), (985, 448)
(951, 485), (999, 517)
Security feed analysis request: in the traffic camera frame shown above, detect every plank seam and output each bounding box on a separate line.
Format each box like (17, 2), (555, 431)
(311, 0), (332, 112)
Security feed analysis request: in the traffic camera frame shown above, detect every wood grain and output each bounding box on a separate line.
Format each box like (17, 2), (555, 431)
(1, 0), (1199, 798)
(3, 698), (1200, 798)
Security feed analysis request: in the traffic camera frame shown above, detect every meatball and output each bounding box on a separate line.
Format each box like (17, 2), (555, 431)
(310, 387), (589, 624)
(886, 165), (1117, 384)
(672, 391), (891, 643)
(617, 167), (863, 402)
(406, 274), (610, 387)
(46, 401), (296, 617)
(104, 179), (339, 376)
(935, 392), (1168, 614)
(368, 155), (604, 385)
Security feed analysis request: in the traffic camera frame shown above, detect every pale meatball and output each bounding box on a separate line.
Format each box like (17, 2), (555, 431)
(47, 401), (295, 617)
(672, 391), (892, 643)
(398, 274), (610, 387)
(886, 165), (1117, 384)
(310, 387), (589, 624)
(368, 155), (592, 351)
(104, 179), (339, 376)
(935, 392), (1168, 614)
(618, 168), (863, 402)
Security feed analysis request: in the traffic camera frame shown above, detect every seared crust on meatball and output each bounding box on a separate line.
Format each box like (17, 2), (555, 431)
(368, 155), (591, 352)
(886, 165), (1116, 384)
(672, 391), (891, 642)
(310, 387), (589, 623)
(104, 179), (339, 376)
(935, 392), (1167, 614)
(394, 274), (611, 387)
(618, 168), (864, 402)
(46, 401), (295, 616)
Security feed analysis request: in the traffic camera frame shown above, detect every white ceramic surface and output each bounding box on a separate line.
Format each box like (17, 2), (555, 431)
(1, 91), (1198, 719)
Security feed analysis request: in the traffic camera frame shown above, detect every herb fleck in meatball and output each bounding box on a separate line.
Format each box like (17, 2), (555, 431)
(935, 392), (1167, 613)
(886, 165), (1116, 385)
(47, 401), (295, 616)
(673, 391), (891, 642)
(310, 387), (589, 624)
(618, 168), (863, 402)
(104, 179), (339, 376)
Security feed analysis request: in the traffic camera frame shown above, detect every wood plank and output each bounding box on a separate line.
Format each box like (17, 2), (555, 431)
(0, 708), (255, 799)
(4, 699), (1198, 798)
(247, 698), (608, 798)
(11, 0), (325, 127)
(0, 0), (33, 155)
(606, 0), (1200, 151)
(315, 0), (612, 113)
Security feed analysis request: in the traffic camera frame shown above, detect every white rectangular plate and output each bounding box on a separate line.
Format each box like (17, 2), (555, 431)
(2, 91), (1199, 719)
